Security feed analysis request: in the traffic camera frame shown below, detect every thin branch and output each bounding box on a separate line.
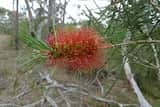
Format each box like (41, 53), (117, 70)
(12, 90), (32, 100)
(96, 77), (104, 96)
(148, 37), (160, 80)
(93, 0), (102, 11)
(128, 54), (157, 69)
(45, 96), (58, 107)
(103, 79), (117, 97)
(0, 103), (21, 107)
(57, 89), (71, 107)
(103, 40), (160, 49)
(23, 99), (44, 107)
(139, 23), (160, 80)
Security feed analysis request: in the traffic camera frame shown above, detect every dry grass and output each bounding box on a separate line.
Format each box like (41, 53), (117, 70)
(0, 35), (12, 50)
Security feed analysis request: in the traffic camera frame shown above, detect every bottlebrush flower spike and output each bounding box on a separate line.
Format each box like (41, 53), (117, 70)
(46, 27), (110, 71)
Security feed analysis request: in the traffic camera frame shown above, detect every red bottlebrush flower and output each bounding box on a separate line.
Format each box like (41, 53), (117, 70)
(46, 27), (109, 72)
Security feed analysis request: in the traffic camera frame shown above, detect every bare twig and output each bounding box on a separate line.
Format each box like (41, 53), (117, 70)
(23, 99), (44, 107)
(93, 0), (102, 11)
(12, 90), (32, 100)
(57, 89), (71, 107)
(149, 38), (160, 80)
(45, 96), (58, 107)
(0, 103), (21, 107)
(129, 54), (157, 69)
(111, 40), (160, 48)
(96, 77), (104, 96)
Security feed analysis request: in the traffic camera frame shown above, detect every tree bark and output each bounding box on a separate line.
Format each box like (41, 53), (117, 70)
(37, 19), (48, 39)
(48, 0), (56, 33)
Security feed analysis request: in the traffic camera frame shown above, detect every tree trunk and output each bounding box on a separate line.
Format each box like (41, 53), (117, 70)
(37, 19), (48, 39)
(24, 0), (36, 37)
(48, 0), (56, 33)
(62, 0), (67, 26)
(15, 0), (19, 50)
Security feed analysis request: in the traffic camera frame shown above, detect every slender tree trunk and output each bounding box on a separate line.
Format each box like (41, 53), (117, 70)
(121, 31), (152, 107)
(37, 19), (48, 39)
(24, 0), (36, 37)
(62, 0), (67, 26)
(48, 0), (56, 33)
(15, 0), (19, 50)
(12, 0), (15, 10)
